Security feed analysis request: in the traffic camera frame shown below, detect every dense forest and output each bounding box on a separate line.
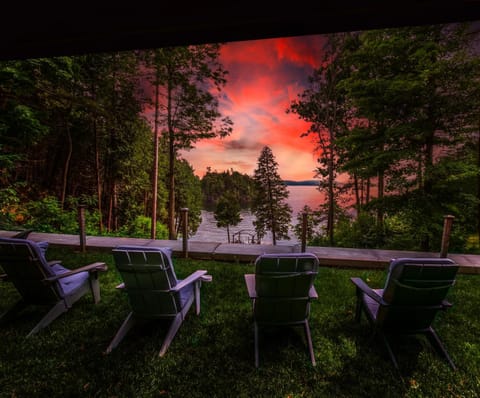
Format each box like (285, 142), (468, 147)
(1, 22), (480, 253)
(289, 23), (480, 252)
(0, 45), (230, 239)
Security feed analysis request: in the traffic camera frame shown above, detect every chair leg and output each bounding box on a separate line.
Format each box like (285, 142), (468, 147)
(159, 313), (183, 357)
(354, 290), (363, 322)
(27, 301), (68, 337)
(304, 320), (316, 366)
(89, 271), (101, 304)
(426, 327), (456, 370)
(254, 322), (259, 368)
(194, 281), (201, 315)
(379, 331), (400, 370)
(106, 312), (136, 354)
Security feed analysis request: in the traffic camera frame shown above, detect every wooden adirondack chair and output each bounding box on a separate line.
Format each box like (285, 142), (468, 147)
(0, 237), (107, 336)
(350, 257), (459, 370)
(244, 252), (319, 367)
(106, 245), (212, 356)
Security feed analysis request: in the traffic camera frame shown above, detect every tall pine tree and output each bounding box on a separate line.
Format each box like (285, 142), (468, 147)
(252, 146), (292, 245)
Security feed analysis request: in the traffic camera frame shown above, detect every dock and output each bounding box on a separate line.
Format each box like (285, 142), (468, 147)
(1, 230), (480, 274)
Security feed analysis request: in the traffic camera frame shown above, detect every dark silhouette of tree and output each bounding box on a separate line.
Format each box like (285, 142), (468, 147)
(142, 44), (233, 239)
(288, 33), (354, 246)
(339, 23), (480, 250)
(201, 168), (254, 210)
(252, 146), (292, 245)
(214, 193), (242, 243)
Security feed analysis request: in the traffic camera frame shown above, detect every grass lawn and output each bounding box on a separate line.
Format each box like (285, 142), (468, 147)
(0, 247), (479, 397)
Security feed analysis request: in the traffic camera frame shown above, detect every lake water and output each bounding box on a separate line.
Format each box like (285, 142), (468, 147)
(190, 185), (324, 245)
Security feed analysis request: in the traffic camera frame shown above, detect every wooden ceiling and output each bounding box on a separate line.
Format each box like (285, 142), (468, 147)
(2, 2), (480, 60)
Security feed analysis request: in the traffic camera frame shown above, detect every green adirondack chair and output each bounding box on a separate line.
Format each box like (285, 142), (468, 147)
(350, 257), (459, 370)
(106, 246), (212, 356)
(0, 237), (107, 336)
(244, 252), (319, 367)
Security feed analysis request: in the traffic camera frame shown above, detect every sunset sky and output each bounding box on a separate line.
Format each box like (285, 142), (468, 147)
(180, 34), (327, 181)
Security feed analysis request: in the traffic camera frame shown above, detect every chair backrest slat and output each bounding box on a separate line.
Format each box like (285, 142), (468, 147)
(379, 258), (459, 329)
(253, 253), (319, 325)
(112, 246), (181, 318)
(0, 237), (62, 303)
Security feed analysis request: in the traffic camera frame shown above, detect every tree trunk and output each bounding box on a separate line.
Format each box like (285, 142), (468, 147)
(366, 178), (370, 204)
(94, 117), (103, 234)
(168, 129), (176, 240)
(354, 173), (361, 214)
(477, 123), (480, 242)
(327, 142), (335, 246)
(420, 132), (435, 251)
(107, 193), (113, 232)
(112, 181), (118, 231)
(60, 122), (72, 209)
(376, 170), (384, 228)
(167, 76), (177, 240)
(151, 73), (160, 239)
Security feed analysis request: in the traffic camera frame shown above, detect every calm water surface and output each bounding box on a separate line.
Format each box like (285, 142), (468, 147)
(190, 185), (324, 245)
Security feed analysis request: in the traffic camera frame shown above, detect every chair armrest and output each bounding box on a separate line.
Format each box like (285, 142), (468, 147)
(116, 274), (211, 291)
(47, 260), (62, 267)
(350, 277), (386, 305)
(173, 270), (210, 291)
(45, 262), (107, 283)
(0, 273), (7, 281)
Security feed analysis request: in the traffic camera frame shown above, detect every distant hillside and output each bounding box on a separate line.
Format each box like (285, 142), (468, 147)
(283, 180), (318, 186)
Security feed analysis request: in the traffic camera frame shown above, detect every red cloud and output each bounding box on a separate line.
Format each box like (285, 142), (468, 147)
(182, 35), (327, 180)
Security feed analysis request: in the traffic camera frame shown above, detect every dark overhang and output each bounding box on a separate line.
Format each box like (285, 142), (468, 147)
(2, 2), (480, 60)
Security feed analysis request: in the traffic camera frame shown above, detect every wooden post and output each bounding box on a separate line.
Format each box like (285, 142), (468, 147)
(78, 205), (86, 253)
(181, 208), (189, 258)
(301, 212), (308, 253)
(440, 215), (455, 258)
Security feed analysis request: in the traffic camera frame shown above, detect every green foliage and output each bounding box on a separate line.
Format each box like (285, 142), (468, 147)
(117, 215), (168, 239)
(293, 205), (325, 242)
(0, 52), (220, 238)
(22, 196), (77, 233)
(19, 196), (101, 235)
(214, 194), (242, 228)
(288, 33), (354, 245)
(201, 168), (255, 210)
(143, 45), (233, 238)
(214, 193), (242, 242)
(173, 159), (203, 236)
(465, 235), (480, 254)
(2, 23), (480, 253)
(0, 247), (478, 397)
(287, 23), (480, 252)
(0, 186), (22, 229)
(333, 24), (480, 251)
(332, 212), (385, 248)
